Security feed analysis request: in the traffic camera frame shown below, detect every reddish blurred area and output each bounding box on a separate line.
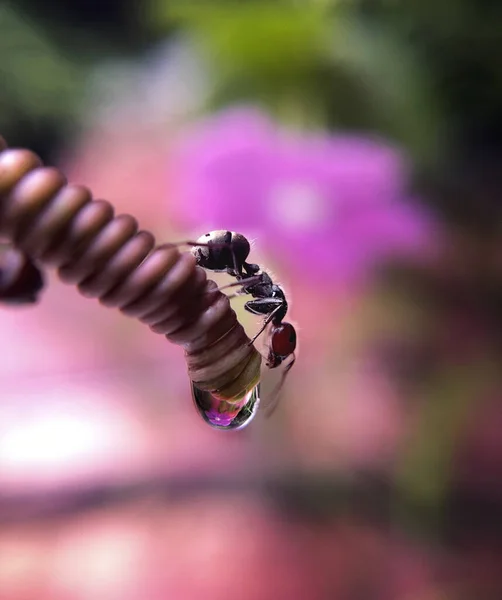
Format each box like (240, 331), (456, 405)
(0, 501), (433, 600)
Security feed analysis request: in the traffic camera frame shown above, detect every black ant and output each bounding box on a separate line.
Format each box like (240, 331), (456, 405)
(174, 230), (297, 407)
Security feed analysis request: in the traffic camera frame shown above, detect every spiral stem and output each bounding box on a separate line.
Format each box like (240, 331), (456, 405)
(0, 136), (261, 400)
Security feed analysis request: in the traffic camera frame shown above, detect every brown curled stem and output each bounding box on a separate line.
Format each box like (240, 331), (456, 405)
(0, 135), (261, 400)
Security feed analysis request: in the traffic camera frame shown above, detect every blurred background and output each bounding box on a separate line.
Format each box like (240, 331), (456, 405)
(1, 0), (502, 598)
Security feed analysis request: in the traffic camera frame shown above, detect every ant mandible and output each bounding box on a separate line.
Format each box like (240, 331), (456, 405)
(173, 230), (297, 405)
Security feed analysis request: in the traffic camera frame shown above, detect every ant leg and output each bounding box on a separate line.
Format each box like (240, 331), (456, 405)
(216, 275), (263, 292)
(231, 244), (241, 279)
(264, 354), (296, 418)
(200, 285), (246, 300)
(198, 278), (258, 299)
(248, 303), (283, 345)
(223, 292), (242, 300)
(159, 240), (232, 251)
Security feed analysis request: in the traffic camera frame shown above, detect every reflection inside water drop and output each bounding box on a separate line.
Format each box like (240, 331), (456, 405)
(191, 383), (261, 430)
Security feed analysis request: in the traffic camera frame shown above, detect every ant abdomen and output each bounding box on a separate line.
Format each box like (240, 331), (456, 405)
(270, 322), (297, 360)
(0, 137), (262, 428)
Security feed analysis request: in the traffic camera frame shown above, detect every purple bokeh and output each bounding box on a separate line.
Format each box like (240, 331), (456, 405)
(170, 107), (436, 288)
(204, 407), (236, 428)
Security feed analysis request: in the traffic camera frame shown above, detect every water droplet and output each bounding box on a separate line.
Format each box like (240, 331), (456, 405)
(191, 383), (261, 430)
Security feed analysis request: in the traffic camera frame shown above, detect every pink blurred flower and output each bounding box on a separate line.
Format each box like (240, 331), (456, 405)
(171, 108), (436, 288)
(62, 127), (175, 237)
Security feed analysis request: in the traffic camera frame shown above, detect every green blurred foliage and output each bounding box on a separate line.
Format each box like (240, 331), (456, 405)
(350, 0), (502, 229)
(357, 0), (502, 152)
(0, 0), (149, 158)
(0, 5), (85, 152)
(5, 0), (502, 172)
(147, 0), (441, 163)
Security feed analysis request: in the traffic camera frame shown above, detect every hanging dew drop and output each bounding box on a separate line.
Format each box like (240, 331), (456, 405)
(191, 382), (261, 430)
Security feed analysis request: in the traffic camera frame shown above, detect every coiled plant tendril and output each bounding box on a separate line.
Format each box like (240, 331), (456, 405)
(0, 136), (261, 401)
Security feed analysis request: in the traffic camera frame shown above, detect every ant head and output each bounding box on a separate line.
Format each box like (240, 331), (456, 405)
(266, 321), (297, 368)
(193, 230), (251, 273)
(227, 232), (251, 267)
